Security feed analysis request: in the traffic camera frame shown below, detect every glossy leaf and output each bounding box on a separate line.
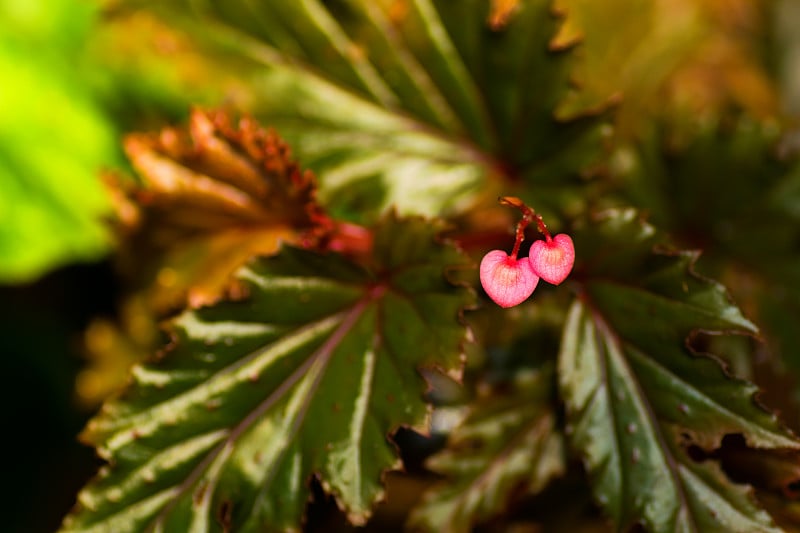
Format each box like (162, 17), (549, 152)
(559, 209), (798, 532)
(62, 214), (474, 532)
(409, 370), (564, 533)
(121, 0), (610, 222)
(616, 115), (800, 405)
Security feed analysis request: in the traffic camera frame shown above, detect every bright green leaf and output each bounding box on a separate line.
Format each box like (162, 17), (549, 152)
(409, 370), (564, 533)
(62, 214), (474, 532)
(559, 209), (797, 533)
(0, 0), (116, 282)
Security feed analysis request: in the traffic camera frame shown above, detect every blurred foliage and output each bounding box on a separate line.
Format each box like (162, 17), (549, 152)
(555, 0), (780, 129)
(0, 0), (238, 284)
(0, 0), (114, 282)
(85, 9), (249, 130)
(78, 109), (341, 405)
(60, 0), (800, 531)
(106, 0), (613, 225)
(610, 115), (800, 417)
(4, 0), (800, 532)
(409, 368), (565, 532)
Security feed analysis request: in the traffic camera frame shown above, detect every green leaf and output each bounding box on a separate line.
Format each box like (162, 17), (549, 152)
(409, 370), (565, 533)
(0, 0), (117, 282)
(62, 214), (474, 532)
(559, 209), (797, 533)
(79, 110), (334, 405)
(121, 0), (609, 222)
(614, 114), (800, 405)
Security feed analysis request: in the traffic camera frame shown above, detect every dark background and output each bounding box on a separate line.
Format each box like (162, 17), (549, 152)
(1, 261), (115, 532)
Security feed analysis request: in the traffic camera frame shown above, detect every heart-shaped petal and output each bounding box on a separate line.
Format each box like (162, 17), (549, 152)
(480, 250), (539, 308)
(527, 234), (575, 285)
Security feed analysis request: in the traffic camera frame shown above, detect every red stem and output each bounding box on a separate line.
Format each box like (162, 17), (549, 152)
(499, 196), (552, 255)
(509, 216), (529, 259)
(534, 213), (552, 243)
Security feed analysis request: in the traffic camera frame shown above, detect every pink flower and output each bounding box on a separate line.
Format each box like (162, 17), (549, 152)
(480, 250), (539, 308)
(528, 234), (575, 285)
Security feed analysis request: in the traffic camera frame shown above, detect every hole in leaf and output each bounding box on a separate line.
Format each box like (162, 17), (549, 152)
(686, 444), (709, 463)
(717, 433), (800, 499)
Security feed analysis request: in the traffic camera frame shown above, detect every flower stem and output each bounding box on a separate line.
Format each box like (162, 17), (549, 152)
(534, 213), (552, 243)
(499, 197), (530, 259)
(499, 196), (552, 255)
(510, 216), (528, 259)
